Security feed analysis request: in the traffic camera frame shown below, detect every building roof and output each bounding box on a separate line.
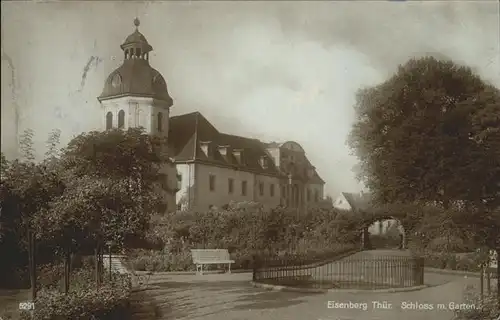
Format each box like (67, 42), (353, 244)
(265, 141), (325, 184)
(98, 19), (172, 104)
(169, 112), (326, 184)
(98, 60), (173, 103)
(341, 192), (372, 211)
(168, 112), (283, 177)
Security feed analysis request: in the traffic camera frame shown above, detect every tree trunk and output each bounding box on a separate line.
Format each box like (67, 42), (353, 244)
(64, 247), (70, 294)
(94, 244), (100, 287)
(496, 247), (500, 310)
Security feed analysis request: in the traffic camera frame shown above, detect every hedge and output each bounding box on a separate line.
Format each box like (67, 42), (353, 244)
(20, 266), (132, 320)
(128, 206), (362, 271)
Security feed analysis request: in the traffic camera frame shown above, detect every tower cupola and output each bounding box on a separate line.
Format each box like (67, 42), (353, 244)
(121, 18), (153, 61)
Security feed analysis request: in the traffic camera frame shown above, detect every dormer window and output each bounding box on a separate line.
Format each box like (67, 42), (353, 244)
(259, 156), (269, 169)
(218, 145), (230, 158)
(233, 149), (244, 164)
(111, 73), (122, 88)
(200, 141), (212, 157)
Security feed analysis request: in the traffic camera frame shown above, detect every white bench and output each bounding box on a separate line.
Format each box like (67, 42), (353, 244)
(191, 249), (235, 275)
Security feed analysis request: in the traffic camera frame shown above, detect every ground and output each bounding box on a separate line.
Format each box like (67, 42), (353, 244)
(142, 271), (494, 320)
(1, 249), (497, 320)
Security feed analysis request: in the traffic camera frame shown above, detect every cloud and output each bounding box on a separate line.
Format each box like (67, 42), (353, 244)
(1, 1), (499, 196)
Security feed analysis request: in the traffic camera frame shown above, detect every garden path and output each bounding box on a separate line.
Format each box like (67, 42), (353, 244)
(136, 270), (492, 320)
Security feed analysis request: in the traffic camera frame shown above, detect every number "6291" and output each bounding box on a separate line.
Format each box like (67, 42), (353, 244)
(19, 301), (35, 310)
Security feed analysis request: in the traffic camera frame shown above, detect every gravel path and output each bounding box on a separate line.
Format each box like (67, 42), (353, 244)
(137, 271), (493, 320)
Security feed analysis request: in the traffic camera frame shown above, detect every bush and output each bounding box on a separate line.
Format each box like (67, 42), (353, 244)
(127, 206), (363, 271)
(128, 249), (193, 272)
(453, 290), (499, 319)
(20, 271), (132, 320)
(421, 251), (484, 272)
(427, 236), (470, 253)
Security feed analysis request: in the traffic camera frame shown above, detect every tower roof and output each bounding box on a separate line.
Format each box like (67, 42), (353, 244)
(120, 18), (152, 52)
(98, 18), (172, 105)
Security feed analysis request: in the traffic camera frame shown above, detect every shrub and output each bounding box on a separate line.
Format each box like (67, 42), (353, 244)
(427, 236), (470, 253)
(20, 272), (132, 320)
(453, 290), (499, 319)
(128, 249), (193, 272)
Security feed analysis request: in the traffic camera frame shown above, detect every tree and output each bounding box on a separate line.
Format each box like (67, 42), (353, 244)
(348, 56), (500, 308)
(30, 128), (169, 291)
(348, 56), (499, 208)
(0, 158), (65, 287)
(19, 129), (35, 162)
(45, 128), (61, 159)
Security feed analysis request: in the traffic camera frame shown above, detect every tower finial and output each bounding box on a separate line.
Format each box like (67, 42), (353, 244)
(134, 17), (140, 29)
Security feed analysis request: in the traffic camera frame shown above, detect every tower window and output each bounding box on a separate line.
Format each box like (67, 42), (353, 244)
(118, 110), (125, 128)
(106, 112), (113, 130)
(157, 112), (163, 132)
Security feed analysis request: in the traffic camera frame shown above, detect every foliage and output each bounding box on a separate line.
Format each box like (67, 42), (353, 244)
(30, 127), (169, 255)
(348, 56), (499, 210)
(20, 269), (132, 320)
(0, 151), (8, 176)
(45, 128), (62, 159)
(1, 127), (170, 289)
(129, 206), (361, 271)
(60, 127), (169, 185)
(0, 158), (65, 287)
(19, 129), (35, 162)
(427, 236), (470, 253)
(453, 290), (499, 320)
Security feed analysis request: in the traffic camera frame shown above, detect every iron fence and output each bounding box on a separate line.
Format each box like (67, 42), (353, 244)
(253, 254), (424, 290)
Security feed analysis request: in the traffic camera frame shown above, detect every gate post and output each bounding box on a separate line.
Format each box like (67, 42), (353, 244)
(361, 227), (371, 250)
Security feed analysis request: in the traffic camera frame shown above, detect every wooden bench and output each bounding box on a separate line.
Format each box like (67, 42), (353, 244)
(191, 249), (235, 275)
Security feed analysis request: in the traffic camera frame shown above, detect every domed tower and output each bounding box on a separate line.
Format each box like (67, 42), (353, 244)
(98, 18), (178, 213)
(98, 18), (173, 140)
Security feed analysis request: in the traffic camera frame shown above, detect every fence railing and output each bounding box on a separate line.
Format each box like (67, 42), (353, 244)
(253, 254), (425, 290)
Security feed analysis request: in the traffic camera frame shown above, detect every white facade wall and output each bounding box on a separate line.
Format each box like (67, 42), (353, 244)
(175, 162), (281, 211)
(254, 174), (281, 209)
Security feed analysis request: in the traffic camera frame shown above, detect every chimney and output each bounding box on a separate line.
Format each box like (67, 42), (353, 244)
(233, 148), (244, 164)
(200, 141), (211, 157)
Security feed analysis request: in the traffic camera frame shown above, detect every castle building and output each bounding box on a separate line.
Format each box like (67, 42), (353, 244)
(98, 19), (325, 213)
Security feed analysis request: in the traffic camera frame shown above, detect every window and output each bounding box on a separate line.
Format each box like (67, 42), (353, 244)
(228, 178), (234, 194)
(106, 112), (113, 130)
(176, 173), (182, 190)
(118, 110), (125, 128)
(314, 190), (319, 202)
(209, 174), (216, 192)
(281, 186), (286, 198)
(270, 184), (275, 197)
(307, 188), (311, 202)
(259, 182), (264, 196)
(157, 112), (163, 132)
(241, 181), (247, 196)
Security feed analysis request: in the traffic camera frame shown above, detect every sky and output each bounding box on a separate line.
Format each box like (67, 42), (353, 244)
(1, 1), (499, 197)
